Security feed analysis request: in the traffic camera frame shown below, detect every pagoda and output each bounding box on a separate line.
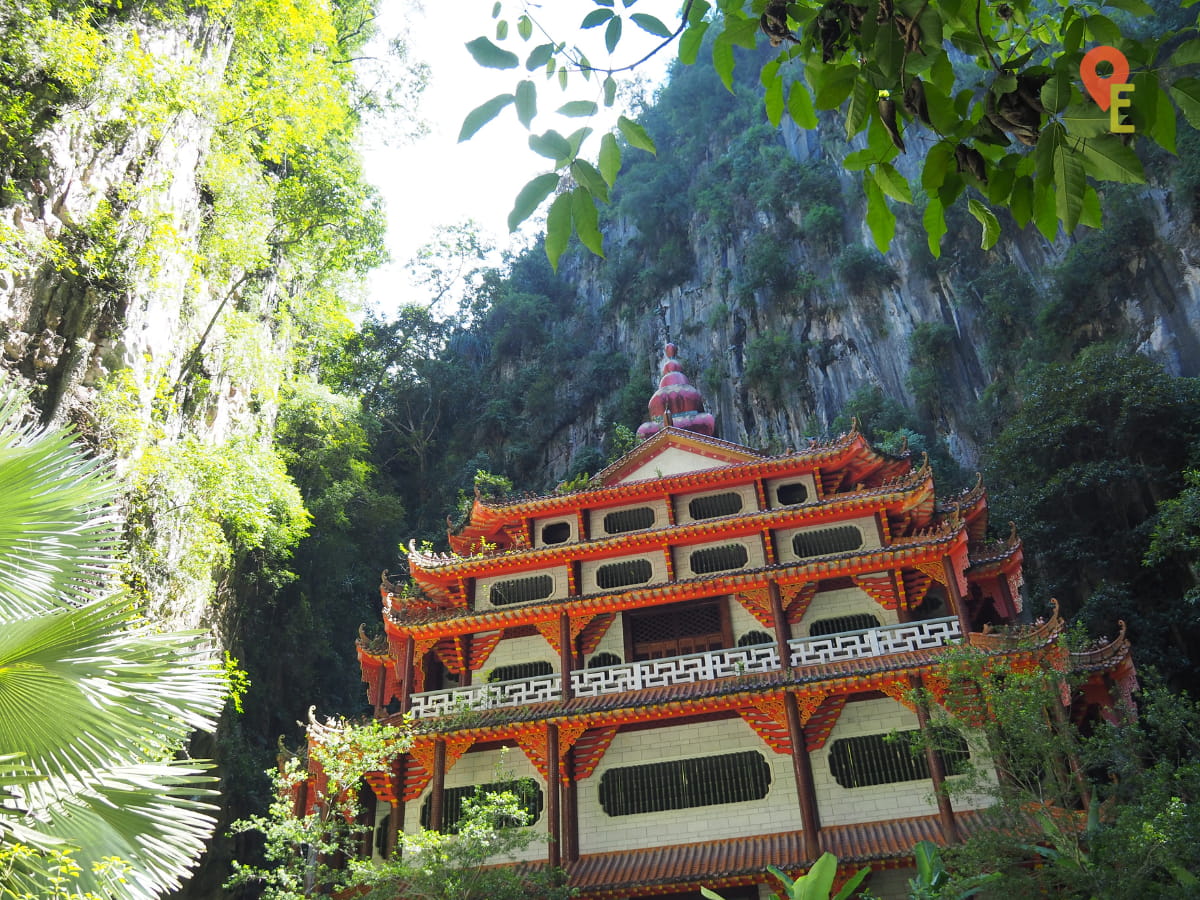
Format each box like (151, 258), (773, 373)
(355, 344), (1137, 898)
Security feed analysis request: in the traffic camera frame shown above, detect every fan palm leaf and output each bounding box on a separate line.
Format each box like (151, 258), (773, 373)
(0, 383), (225, 899)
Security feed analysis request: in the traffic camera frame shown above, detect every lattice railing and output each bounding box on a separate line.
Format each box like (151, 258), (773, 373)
(788, 617), (961, 666)
(407, 616), (961, 719)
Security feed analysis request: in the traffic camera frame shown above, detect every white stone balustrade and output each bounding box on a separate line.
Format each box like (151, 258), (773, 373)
(788, 617), (962, 666)
(407, 616), (961, 719)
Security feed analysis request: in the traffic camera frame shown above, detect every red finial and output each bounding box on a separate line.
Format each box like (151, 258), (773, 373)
(636, 343), (716, 440)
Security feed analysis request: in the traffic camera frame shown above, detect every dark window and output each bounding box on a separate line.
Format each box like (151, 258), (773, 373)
(792, 525), (863, 559)
(808, 614), (881, 637)
(599, 750), (771, 816)
(596, 558), (653, 589)
(489, 574), (554, 606)
(488, 661), (553, 683)
(776, 482), (809, 505)
(737, 630), (774, 647)
(540, 522), (571, 545)
(603, 506), (656, 534)
(588, 652), (622, 668)
(629, 601), (725, 660)
(829, 729), (970, 788)
(420, 778), (543, 832)
(687, 492), (744, 520)
(689, 543), (749, 575)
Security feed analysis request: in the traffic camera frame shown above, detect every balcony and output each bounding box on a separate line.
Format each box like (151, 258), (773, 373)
(407, 616), (962, 719)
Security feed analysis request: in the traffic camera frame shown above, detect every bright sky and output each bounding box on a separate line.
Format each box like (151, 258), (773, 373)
(362, 0), (682, 313)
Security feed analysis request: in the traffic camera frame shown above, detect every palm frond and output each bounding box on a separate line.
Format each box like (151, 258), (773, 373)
(0, 390), (121, 618)
(0, 595), (225, 791)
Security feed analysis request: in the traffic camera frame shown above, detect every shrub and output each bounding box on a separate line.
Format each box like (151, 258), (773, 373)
(835, 244), (897, 293)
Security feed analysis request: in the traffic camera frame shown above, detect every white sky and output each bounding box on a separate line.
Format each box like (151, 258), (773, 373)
(362, 0), (681, 313)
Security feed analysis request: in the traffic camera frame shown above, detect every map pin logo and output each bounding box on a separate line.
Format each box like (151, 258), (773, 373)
(1080, 45), (1129, 111)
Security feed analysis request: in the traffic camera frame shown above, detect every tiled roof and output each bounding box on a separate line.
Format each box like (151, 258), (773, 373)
(563, 810), (990, 895)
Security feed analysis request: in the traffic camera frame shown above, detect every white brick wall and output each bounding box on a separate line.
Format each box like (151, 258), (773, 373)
(532, 515), (577, 548)
(672, 535), (766, 578)
(773, 516), (881, 565)
(480, 634), (557, 681)
(585, 611), (626, 664)
(796, 586), (898, 636)
(811, 698), (937, 826)
(579, 552), (667, 595)
(476, 566), (569, 610)
(588, 499), (670, 538)
(576, 718), (804, 855)
(764, 474), (818, 508)
(620, 446), (727, 481)
(673, 483), (760, 525)
(403, 746), (549, 863)
(730, 598), (771, 644)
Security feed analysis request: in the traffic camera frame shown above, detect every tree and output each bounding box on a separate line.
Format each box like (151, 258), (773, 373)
(920, 648), (1200, 900)
(228, 722), (572, 900)
(351, 783), (575, 900)
(0, 384), (225, 900)
(463, 0), (1200, 268)
(226, 715), (408, 899)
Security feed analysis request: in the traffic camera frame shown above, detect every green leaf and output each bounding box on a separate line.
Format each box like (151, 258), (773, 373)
(631, 13), (672, 36)
(765, 74), (785, 127)
(967, 197), (1000, 249)
(507, 173), (560, 231)
(495, 19), (509, 40)
(1032, 173), (1059, 239)
(526, 43), (554, 70)
(1080, 184), (1102, 228)
(581, 8), (614, 27)
(833, 866), (873, 900)
(1170, 77), (1200, 130)
(688, 0), (711, 24)
(864, 175), (896, 252)
(528, 129), (572, 162)
(712, 38), (735, 90)
(720, 14), (760, 49)
(465, 36), (519, 69)
(1169, 38), (1200, 67)
(1084, 12), (1121, 44)
(1040, 70), (1073, 115)
(558, 100), (599, 117)
(1039, 124), (1085, 231)
(571, 158), (610, 203)
(517, 15), (532, 39)
(565, 126), (594, 158)
(599, 132), (621, 185)
(874, 162), (913, 204)
(545, 192), (572, 270)
(787, 82), (818, 129)
(1059, 102), (1112, 138)
(515, 80), (537, 128)
(1010, 174), (1034, 227)
(799, 854), (839, 894)
(922, 142), (955, 193)
(618, 115), (656, 154)
(699, 889), (725, 900)
(813, 63), (857, 109)
(1080, 134), (1146, 183)
(923, 196), (947, 258)
(593, 0), (614, 6)
(845, 77), (872, 139)
(680, 21), (709, 64)
(605, 15), (623, 53)
(491, 1), (501, 17)
(571, 187), (604, 256)
(603, 75), (617, 107)
(458, 93), (515, 141)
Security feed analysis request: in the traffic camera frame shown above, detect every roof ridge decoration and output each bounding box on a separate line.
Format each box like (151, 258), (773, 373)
(637, 343), (715, 440)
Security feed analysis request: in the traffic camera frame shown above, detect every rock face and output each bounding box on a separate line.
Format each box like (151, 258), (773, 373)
(534, 117), (1200, 483)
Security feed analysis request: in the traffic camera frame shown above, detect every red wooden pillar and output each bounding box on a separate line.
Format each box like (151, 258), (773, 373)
(943, 557), (971, 636)
(386, 753), (405, 857)
(784, 692), (822, 860)
(769, 580), (792, 668)
(559, 613), (574, 701)
(428, 739), (446, 833)
(399, 635), (415, 716)
(914, 680), (958, 843)
(562, 747), (578, 863)
(546, 723), (561, 869)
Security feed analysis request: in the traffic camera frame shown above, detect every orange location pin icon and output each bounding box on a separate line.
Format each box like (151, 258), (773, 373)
(1080, 45), (1129, 111)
